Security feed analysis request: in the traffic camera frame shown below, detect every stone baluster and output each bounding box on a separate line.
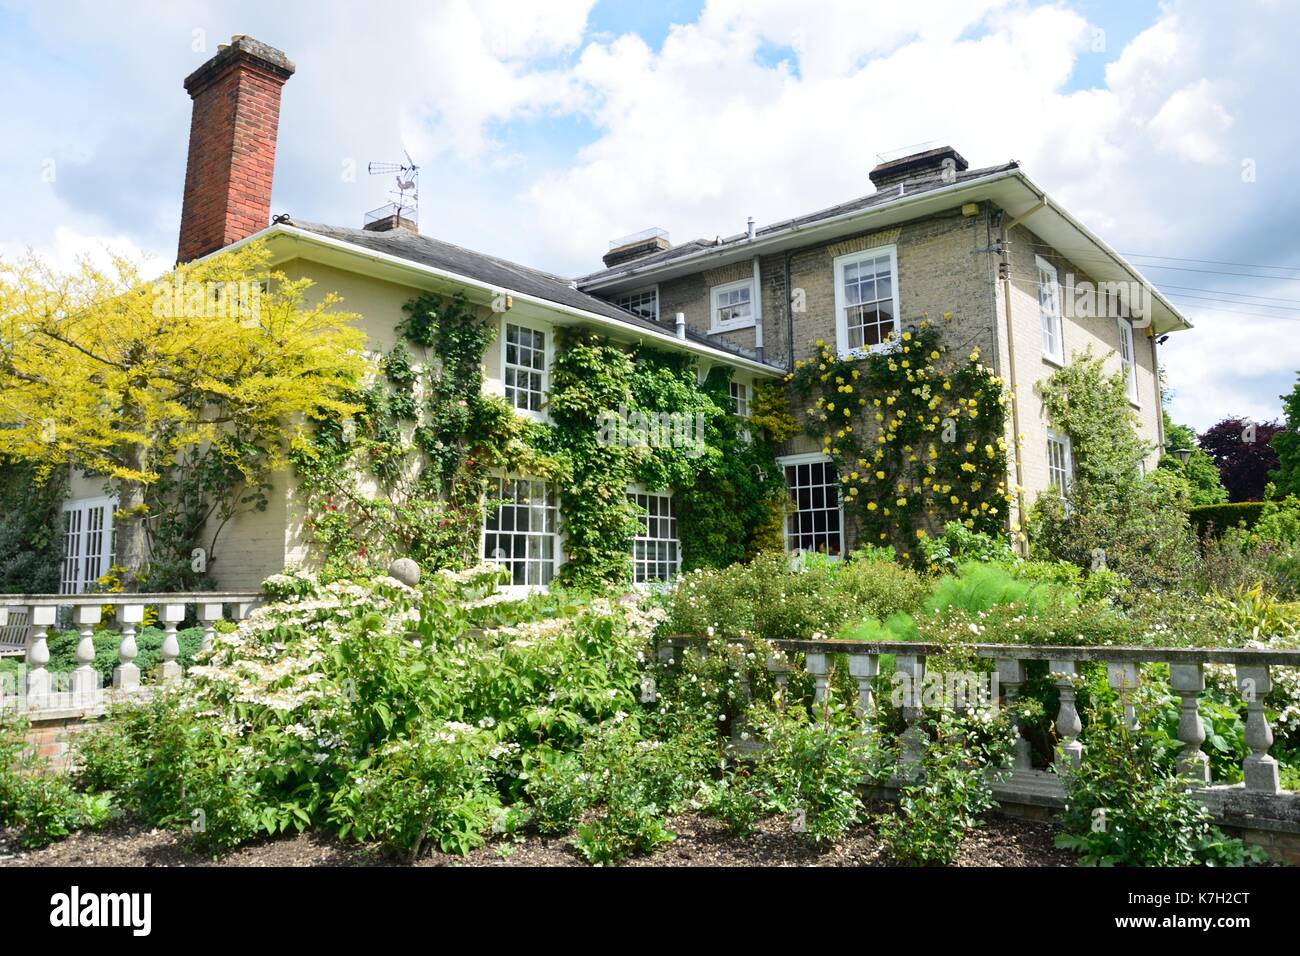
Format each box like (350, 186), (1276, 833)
(113, 604), (144, 691)
(847, 653), (879, 722)
(157, 603), (187, 683)
(1237, 664), (1280, 794)
(25, 605), (56, 706)
(1106, 661), (1139, 729)
(199, 602), (224, 654)
(995, 658), (1032, 771)
(1050, 659), (1083, 770)
(766, 653), (791, 700)
(1169, 663), (1210, 784)
(895, 654), (927, 777)
(805, 653), (829, 715)
(71, 604), (102, 703)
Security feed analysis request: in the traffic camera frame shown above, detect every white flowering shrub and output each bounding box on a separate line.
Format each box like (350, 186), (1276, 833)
(77, 566), (686, 857)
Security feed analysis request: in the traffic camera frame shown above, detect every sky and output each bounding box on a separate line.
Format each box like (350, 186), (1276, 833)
(1, 0), (1298, 432)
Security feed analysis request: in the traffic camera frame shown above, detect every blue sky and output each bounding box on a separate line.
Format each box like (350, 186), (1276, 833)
(1, 0), (1297, 433)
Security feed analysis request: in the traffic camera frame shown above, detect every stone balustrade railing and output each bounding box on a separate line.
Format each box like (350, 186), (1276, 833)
(0, 592), (261, 715)
(660, 636), (1300, 798)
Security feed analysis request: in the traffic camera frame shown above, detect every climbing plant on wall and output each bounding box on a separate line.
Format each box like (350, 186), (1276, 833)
(297, 294), (782, 586)
(781, 323), (1009, 561)
(295, 293), (555, 579)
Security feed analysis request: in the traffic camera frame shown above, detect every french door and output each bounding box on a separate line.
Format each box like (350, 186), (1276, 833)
(60, 497), (115, 594)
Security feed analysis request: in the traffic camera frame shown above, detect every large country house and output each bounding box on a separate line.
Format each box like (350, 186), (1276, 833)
(57, 36), (1189, 594)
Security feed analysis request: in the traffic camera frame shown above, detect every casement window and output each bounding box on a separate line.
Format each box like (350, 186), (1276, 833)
(60, 496), (115, 595)
(482, 477), (559, 587)
(1046, 430), (1073, 500)
(833, 245), (899, 357)
(1117, 318), (1138, 403)
(503, 322), (547, 414)
(709, 279), (755, 332)
(729, 380), (751, 417)
(1037, 255), (1064, 363)
(780, 454), (844, 557)
(628, 490), (680, 584)
(614, 287), (659, 322)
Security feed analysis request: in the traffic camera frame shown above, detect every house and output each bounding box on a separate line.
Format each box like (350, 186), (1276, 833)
(56, 35), (1189, 593)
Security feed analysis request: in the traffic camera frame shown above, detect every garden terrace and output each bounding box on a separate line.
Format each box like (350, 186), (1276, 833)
(661, 634), (1300, 863)
(1, 592), (260, 762)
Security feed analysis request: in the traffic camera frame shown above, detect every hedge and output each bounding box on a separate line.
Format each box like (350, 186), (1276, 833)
(1187, 501), (1267, 538)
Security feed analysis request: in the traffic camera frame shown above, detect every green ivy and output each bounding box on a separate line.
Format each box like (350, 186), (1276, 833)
(297, 298), (780, 585)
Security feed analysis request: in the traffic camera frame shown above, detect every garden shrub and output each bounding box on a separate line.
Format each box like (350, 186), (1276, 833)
(0, 717), (113, 849)
(878, 708), (1013, 865)
(1188, 501), (1267, 539)
(1055, 691), (1265, 866)
(665, 549), (927, 643)
(747, 701), (874, 842)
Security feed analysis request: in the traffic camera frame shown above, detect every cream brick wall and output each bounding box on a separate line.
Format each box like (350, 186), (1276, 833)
(648, 206), (1002, 549)
(998, 224), (1164, 528)
(199, 259), (555, 590)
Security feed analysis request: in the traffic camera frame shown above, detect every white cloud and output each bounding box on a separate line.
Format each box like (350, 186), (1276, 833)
(1149, 79), (1234, 163)
(2, 0), (1298, 428)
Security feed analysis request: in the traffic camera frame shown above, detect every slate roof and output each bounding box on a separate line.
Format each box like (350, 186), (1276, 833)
(576, 161), (1021, 284)
(287, 220), (777, 368)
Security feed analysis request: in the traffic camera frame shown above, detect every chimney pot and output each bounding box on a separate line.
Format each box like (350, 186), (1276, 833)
(177, 36), (295, 262)
(869, 145), (968, 192)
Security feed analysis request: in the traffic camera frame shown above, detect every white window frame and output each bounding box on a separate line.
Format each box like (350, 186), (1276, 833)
(481, 476), (562, 591)
(1117, 317), (1139, 405)
(60, 496), (115, 595)
(729, 379), (751, 417)
(1046, 429), (1073, 501)
(709, 278), (756, 333)
(778, 453), (845, 559)
(833, 244), (900, 359)
(1037, 255), (1064, 364)
(627, 487), (681, 585)
(501, 318), (551, 420)
(613, 286), (660, 323)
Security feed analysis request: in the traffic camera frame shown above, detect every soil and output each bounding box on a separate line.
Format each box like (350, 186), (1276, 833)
(0, 810), (1073, 868)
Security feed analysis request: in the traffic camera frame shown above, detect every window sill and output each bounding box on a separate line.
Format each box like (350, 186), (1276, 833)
(708, 320), (755, 334)
(1041, 352), (1065, 369)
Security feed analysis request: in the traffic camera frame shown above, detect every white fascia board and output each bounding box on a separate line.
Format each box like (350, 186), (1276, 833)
(214, 224), (782, 377)
(578, 169), (1025, 290)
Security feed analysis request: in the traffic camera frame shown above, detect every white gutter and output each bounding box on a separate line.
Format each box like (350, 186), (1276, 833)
(1008, 172), (1191, 333)
(213, 224), (783, 377)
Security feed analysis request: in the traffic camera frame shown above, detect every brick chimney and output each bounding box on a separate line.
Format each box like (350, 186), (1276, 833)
(869, 145), (968, 193)
(603, 228), (671, 269)
(177, 36), (295, 262)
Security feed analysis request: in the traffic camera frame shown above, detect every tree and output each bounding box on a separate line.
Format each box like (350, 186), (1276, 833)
(1198, 417), (1283, 502)
(1271, 376), (1300, 499)
(1157, 412), (1227, 506)
(0, 242), (366, 589)
(1030, 351), (1197, 589)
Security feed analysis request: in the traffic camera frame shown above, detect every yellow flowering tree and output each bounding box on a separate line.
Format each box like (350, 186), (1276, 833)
(0, 241), (366, 588)
(782, 323), (1009, 559)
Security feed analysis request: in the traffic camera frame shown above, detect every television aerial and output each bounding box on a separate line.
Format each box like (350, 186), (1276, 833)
(366, 149), (420, 227)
